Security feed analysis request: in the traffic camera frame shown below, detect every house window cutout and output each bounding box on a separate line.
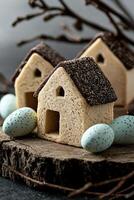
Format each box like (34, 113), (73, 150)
(25, 92), (38, 111)
(34, 68), (42, 77)
(56, 86), (65, 97)
(96, 54), (105, 64)
(45, 110), (60, 134)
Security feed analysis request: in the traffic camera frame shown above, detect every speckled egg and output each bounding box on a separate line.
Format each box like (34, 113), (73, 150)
(110, 115), (134, 144)
(2, 107), (37, 137)
(0, 94), (17, 119)
(81, 124), (114, 153)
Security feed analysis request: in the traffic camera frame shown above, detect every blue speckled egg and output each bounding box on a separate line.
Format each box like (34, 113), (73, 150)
(110, 115), (134, 144)
(81, 124), (114, 153)
(0, 94), (17, 119)
(2, 107), (37, 137)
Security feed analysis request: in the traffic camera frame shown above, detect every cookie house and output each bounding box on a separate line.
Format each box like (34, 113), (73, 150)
(34, 57), (117, 147)
(12, 43), (65, 110)
(77, 32), (134, 107)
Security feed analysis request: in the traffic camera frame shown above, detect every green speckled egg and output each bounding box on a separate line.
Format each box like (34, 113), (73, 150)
(2, 107), (37, 137)
(110, 115), (134, 144)
(81, 124), (114, 153)
(0, 94), (16, 119)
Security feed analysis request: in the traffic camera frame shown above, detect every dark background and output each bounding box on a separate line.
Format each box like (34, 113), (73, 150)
(0, 0), (134, 199)
(0, 0), (134, 79)
(0, 177), (89, 200)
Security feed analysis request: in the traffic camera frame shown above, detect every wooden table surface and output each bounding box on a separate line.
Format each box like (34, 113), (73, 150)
(0, 132), (133, 193)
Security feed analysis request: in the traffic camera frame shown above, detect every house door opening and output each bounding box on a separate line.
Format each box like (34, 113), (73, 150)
(45, 110), (60, 135)
(25, 92), (38, 111)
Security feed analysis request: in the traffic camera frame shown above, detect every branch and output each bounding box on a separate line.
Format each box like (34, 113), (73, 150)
(68, 171), (134, 198)
(125, 191), (134, 199)
(28, 0), (47, 9)
(13, 0), (134, 47)
(2, 163), (134, 200)
(106, 12), (121, 34)
(1, 164), (107, 197)
(106, 12), (134, 46)
(43, 12), (62, 21)
(13, 0), (110, 32)
(85, 0), (134, 30)
(85, 0), (134, 47)
(17, 34), (91, 46)
(100, 171), (134, 199)
(113, 0), (134, 22)
(59, 0), (109, 32)
(68, 183), (92, 198)
(117, 184), (134, 194)
(12, 11), (44, 27)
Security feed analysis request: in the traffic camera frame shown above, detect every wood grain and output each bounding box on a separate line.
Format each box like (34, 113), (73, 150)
(0, 132), (133, 190)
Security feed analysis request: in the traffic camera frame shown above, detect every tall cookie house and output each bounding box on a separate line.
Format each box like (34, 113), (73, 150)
(35, 57), (117, 147)
(77, 32), (134, 107)
(12, 43), (65, 110)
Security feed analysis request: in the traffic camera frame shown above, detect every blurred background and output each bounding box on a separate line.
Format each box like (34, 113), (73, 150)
(0, 1), (134, 198)
(0, 0), (134, 79)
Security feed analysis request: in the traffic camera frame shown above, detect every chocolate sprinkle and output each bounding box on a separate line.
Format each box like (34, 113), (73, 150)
(77, 32), (134, 70)
(12, 42), (65, 82)
(35, 57), (117, 106)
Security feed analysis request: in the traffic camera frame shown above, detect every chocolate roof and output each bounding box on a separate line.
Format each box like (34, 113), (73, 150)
(35, 57), (117, 106)
(12, 42), (65, 82)
(77, 32), (134, 70)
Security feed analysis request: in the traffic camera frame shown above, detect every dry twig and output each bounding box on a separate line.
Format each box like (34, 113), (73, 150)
(68, 171), (134, 199)
(17, 34), (91, 46)
(2, 164), (134, 199)
(1, 164), (104, 196)
(13, 0), (134, 46)
(113, 0), (134, 22)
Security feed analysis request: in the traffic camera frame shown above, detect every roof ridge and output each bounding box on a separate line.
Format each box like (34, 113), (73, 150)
(12, 42), (65, 82)
(34, 57), (117, 106)
(76, 31), (134, 70)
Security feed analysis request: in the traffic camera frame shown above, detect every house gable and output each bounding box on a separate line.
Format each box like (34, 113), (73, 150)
(12, 42), (65, 82)
(100, 32), (134, 70)
(15, 53), (54, 91)
(37, 66), (114, 146)
(37, 67), (86, 144)
(38, 66), (85, 110)
(77, 32), (134, 71)
(15, 53), (54, 109)
(36, 57), (117, 106)
(79, 38), (127, 72)
(79, 38), (127, 106)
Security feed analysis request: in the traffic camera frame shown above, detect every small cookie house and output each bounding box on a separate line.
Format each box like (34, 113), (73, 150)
(12, 43), (65, 110)
(77, 32), (134, 107)
(34, 57), (117, 147)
